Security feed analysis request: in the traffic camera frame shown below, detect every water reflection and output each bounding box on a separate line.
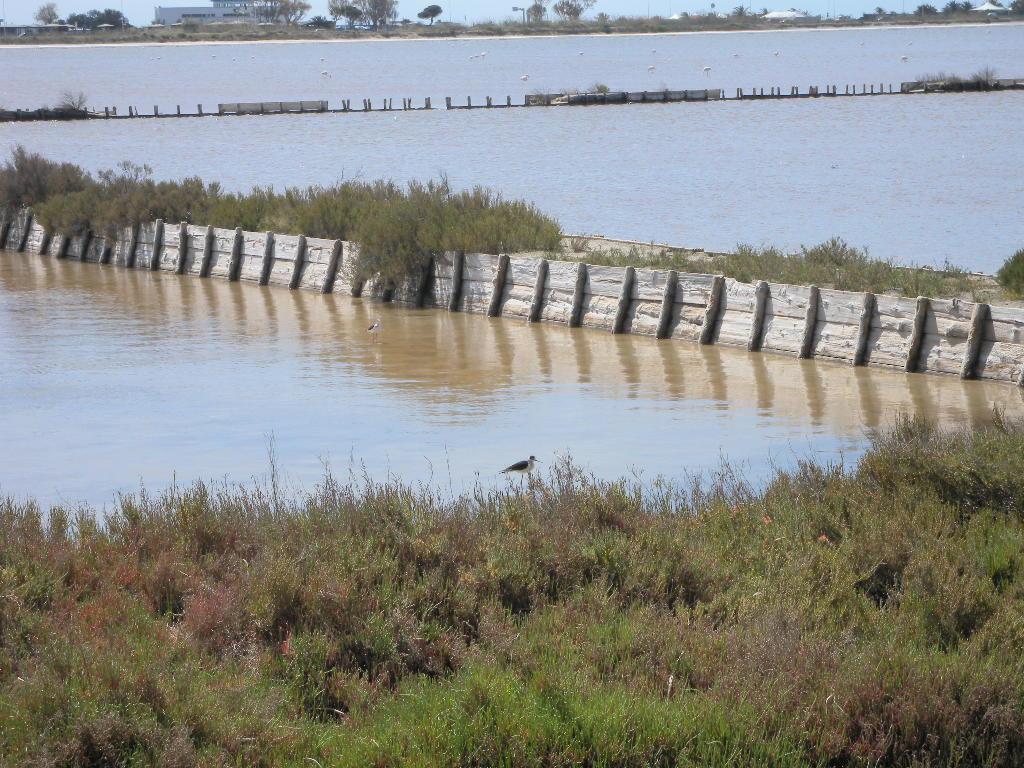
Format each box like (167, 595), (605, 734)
(2, 252), (1021, 505)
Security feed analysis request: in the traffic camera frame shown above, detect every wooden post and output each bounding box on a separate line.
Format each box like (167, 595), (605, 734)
(259, 232), (275, 286)
(700, 275), (725, 345)
(122, 224), (138, 268)
(414, 256), (434, 307)
(198, 225), (214, 278)
(960, 302), (989, 379)
(321, 240), (343, 294)
(149, 220), (164, 270)
(79, 231), (93, 263)
(426, 97), (431, 109)
(176, 105), (181, 116)
(227, 227), (244, 281)
(905, 296), (929, 373)
(853, 292), (875, 366)
(486, 96), (492, 107)
(488, 254), (510, 317)
(799, 286), (820, 358)
(612, 266), (635, 334)
(288, 235), (307, 290)
(39, 228), (52, 257)
(449, 251), (466, 311)
(656, 270), (679, 340)
(104, 106), (109, 118)
(528, 258), (548, 322)
(0, 212), (10, 250)
(154, 105), (159, 116)
(569, 262), (587, 328)
(175, 222), (189, 275)
(16, 212), (33, 252)
(198, 104), (203, 116)
(446, 97), (452, 109)
(747, 280), (769, 352)
(467, 96), (472, 108)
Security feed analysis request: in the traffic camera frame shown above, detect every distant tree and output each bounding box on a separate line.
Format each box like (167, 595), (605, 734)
(329, 0), (363, 24)
(417, 4), (442, 23)
(915, 3), (938, 13)
(1011, 0), (1023, 11)
(66, 8), (129, 28)
(552, 0), (596, 19)
(306, 14), (333, 26)
(526, 1), (547, 22)
(278, 0), (311, 23)
(731, 4), (747, 15)
(250, 0), (280, 21)
(355, 0), (398, 27)
(35, 3), (60, 24)
(873, 5), (886, 12)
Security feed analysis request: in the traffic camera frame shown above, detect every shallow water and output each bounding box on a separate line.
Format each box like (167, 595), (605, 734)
(2, 251), (1021, 507)
(1, 25), (1023, 270)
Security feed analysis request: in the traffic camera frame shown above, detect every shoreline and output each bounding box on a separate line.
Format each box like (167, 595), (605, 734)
(0, 19), (1021, 51)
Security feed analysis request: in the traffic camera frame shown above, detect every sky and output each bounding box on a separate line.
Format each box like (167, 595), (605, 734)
(0, 0), (905, 28)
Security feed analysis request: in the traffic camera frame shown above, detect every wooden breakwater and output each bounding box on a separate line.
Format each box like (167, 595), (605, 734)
(2, 77), (1021, 123)
(3, 206), (1023, 387)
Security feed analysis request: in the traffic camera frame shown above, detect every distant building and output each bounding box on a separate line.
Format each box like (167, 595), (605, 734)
(153, 0), (255, 25)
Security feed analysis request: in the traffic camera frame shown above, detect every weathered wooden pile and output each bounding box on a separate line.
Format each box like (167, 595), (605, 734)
(2, 78), (1021, 123)
(3, 207), (1023, 386)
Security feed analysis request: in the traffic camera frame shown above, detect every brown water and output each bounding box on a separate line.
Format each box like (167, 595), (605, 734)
(2, 251), (1022, 506)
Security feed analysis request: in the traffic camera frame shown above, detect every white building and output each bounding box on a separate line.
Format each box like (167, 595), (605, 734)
(153, 0), (254, 25)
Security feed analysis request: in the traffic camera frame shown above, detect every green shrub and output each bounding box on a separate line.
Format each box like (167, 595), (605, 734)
(4, 419), (1024, 764)
(0, 145), (92, 214)
(997, 249), (1024, 296)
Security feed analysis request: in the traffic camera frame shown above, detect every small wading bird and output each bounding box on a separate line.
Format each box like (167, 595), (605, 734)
(367, 317), (381, 340)
(501, 455), (540, 475)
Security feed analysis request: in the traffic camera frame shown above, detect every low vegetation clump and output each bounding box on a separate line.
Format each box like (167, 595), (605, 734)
(2, 417), (1024, 766)
(579, 238), (977, 299)
(996, 249), (1024, 297)
(0, 148), (562, 288)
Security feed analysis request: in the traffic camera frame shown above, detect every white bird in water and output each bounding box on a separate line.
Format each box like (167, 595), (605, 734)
(648, 64), (656, 72)
(520, 74), (529, 81)
(901, 55), (909, 62)
(501, 455), (540, 475)
(321, 70), (330, 77)
(702, 66), (712, 76)
(773, 51), (781, 56)
(578, 51), (584, 55)
(480, 51), (487, 57)
(732, 53), (739, 57)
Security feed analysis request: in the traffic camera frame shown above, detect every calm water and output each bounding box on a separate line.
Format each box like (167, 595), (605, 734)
(2, 252), (1022, 507)
(1, 25), (1023, 270)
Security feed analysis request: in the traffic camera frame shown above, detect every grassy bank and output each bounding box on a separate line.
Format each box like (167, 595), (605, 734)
(573, 238), (985, 300)
(1, 148), (1010, 300)
(1, 417), (1024, 766)
(0, 14), (1017, 47)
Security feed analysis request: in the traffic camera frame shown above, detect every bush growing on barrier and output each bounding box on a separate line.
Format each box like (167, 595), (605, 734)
(996, 249), (1024, 296)
(4, 417), (1024, 764)
(20, 149), (562, 284)
(0, 145), (92, 214)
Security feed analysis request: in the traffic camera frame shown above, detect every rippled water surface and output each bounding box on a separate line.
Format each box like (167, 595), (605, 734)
(3, 252), (1022, 507)
(1, 24), (1023, 270)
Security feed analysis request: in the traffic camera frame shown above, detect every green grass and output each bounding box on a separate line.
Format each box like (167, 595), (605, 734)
(3, 417), (1024, 765)
(574, 238), (980, 299)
